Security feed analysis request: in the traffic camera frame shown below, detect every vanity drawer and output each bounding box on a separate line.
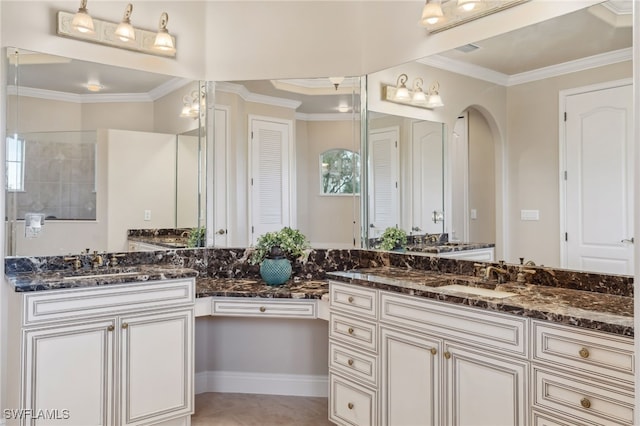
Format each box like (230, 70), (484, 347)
(330, 281), (378, 319)
(330, 373), (377, 426)
(532, 320), (634, 385)
(380, 291), (528, 356)
(22, 279), (195, 326)
(330, 313), (378, 353)
(330, 341), (377, 386)
(533, 366), (634, 426)
(212, 298), (316, 319)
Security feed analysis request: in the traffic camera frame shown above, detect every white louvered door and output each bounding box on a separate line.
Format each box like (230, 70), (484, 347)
(369, 127), (399, 238)
(250, 117), (293, 245)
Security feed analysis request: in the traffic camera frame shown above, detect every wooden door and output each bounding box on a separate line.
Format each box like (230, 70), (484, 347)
(368, 127), (399, 238)
(563, 82), (633, 274)
(23, 320), (115, 426)
(381, 326), (442, 426)
(119, 309), (193, 426)
(249, 117), (293, 245)
(412, 120), (444, 234)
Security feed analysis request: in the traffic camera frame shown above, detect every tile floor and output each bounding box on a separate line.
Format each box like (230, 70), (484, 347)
(191, 392), (333, 426)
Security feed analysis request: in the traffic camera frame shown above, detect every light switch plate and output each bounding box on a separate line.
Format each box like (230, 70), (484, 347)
(470, 209), (477, 220)
(144, 210), (151, 221)
(521, 209), (539, 221)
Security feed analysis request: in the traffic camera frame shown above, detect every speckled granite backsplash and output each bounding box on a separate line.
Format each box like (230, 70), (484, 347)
(4, 248), (633, 296)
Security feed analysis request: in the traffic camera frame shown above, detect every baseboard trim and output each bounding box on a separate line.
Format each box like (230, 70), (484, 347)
(195, 371), (328, 397)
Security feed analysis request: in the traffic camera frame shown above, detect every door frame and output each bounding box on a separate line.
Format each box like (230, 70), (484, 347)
(558, 78), (633, 268)
(368, 125), (400, 237)
(247, 114), (296, 245)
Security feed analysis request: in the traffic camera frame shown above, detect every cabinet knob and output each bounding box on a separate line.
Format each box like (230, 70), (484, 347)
(347, 296), (354, 303)
(347, 403), (354, 410)
(122, 323), (129, 329)
(347, 327), (354, 335)
(347, 359), (354, 366)
(259, 306), (266, 312)
(444, 351), (451, 360)
(580, 398), (592, 409)
(579, 348), (590, 359)
(107, 325), (114, 332)
(430, 348), (437, 355)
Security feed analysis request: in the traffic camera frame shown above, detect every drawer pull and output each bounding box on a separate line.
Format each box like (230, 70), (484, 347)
(107, 325), (114, 332)
(121, 323), (129, 329)
(430, 348), (437, 355)
(347, 403), (354, 410)
(579, 348), (590, 359)
(259, 306), (266, 313)
(347, 359), (354, 366)
(347, 327), (354, 335)
(444, 351), (451, 360)
(348, 296), (355, 303)
(580, 398), (592, 409)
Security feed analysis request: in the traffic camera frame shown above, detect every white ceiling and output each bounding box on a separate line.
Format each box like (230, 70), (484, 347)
(7, 1), (633, 113)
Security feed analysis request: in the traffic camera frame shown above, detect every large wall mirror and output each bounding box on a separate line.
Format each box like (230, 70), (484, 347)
(365, 0), (633, 275)
(210, 78), (362, 249)
(4, 47), (207, 257)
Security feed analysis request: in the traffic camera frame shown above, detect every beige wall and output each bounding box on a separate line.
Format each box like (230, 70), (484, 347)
(106, 129), (177, 251)
(300, 120), (360, 248)
(467, 109), (495, 244)
(506, 61), (632, 267)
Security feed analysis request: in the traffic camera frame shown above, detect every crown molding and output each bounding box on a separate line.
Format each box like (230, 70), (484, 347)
(295, 112), (360, 122)
(148, 77), (195, 101)
(420, 47), (632, 87)
(7, 86), (154, 103)
(418, 55), (510, 86)
(507, 47), (632, 86)
(271, 77), (360, 96)
(216, 81), (302, 110)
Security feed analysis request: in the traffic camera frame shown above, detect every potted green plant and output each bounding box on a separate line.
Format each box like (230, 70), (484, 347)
(187, 227), (206, 248)
(378, 227), (408, 251)
(249, 227), (310, 285)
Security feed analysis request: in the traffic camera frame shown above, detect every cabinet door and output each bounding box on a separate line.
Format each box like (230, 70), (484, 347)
(444, 343), (528, 426)
(381, 327), (442, 426)
(119, 309), (193, 426)
(23, 320), (115, 426)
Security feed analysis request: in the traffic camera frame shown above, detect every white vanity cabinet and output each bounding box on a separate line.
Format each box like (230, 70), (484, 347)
(7, 278), (195, 426)
(328, 282), (379, 426)
(379, 291), (529, 426)
(530, 320), (635, 426)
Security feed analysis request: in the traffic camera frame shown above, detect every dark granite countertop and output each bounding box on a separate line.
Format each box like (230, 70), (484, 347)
(327, 267), (634, 337)
(405, 242), (495, 254)
(196, 277), (328, 299)
(7, 264), (199, 292)
(128, 235), (189, 249)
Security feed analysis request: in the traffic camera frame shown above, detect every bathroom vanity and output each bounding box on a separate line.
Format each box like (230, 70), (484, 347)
(326, 267), (634, 426)
(3, 248), (634, 426)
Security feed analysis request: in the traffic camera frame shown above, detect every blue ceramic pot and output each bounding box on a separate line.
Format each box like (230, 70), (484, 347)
(260, 258), (292, 286)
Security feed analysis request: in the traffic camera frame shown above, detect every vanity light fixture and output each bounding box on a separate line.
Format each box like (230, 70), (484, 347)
(71, 0), (95, 34)
(153, 12), (176, 54)
(180, 90), (204, 119)
(114, 4), (136, 42)
(381, 74), (444, 109)
(57, 3), (177, 58)
(420, 0), (530, 34)
(420, 0), (444, 26)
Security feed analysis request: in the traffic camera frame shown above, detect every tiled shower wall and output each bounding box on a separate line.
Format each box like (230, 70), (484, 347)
(7, 133), (96, 220)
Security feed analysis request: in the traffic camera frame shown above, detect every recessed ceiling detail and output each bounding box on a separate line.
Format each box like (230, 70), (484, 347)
(270, 77), (360, 96)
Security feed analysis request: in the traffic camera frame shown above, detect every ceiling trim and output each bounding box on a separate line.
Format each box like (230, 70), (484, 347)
(295, 112), (360, 122)
(420, 47), (632, 87)
(148, 77), (195, 101)
(507, 47), (632, 86)
(216, 81), (302, 110)
(271, 77), (360, 96)
(418, 55), (510, 86)
(6, 86), (154, 103)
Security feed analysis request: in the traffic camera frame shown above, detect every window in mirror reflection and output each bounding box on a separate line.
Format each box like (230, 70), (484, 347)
(320, 149), (360, 195)
(6, 131), (97, 220)
(6, 136), (25, 191)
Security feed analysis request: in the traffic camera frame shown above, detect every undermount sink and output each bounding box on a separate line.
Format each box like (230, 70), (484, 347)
(438, 284), (516, 299)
